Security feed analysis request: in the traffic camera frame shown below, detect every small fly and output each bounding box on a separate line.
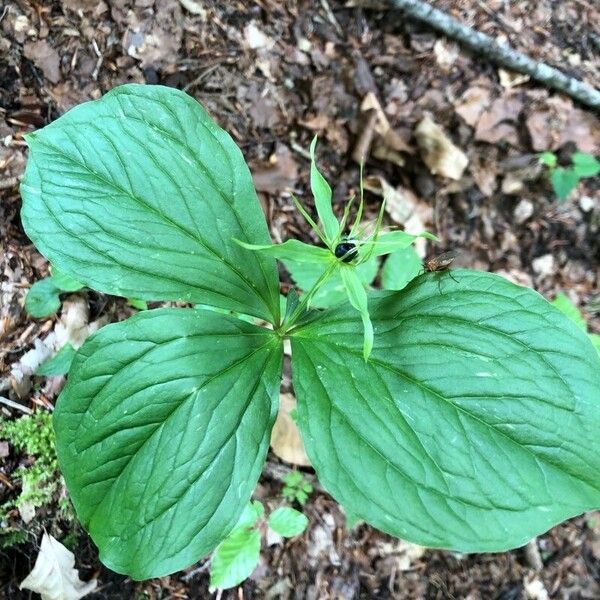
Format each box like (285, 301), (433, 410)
(424, 250), (459, 287)
(425, 250), (458, 273)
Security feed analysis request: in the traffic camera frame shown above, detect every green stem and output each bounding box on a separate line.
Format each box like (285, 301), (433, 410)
(283, 260), (339, 331)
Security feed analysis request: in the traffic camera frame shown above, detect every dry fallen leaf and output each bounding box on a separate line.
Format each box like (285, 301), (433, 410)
(363, 175), (432, 258)
(178, 0), (206, 16)
(415, 117), (468, 180)
(454, 85), (491, 127)
(475, 95), (523, 145)
(253, 145), (298, 194)
(498, 69), (530, 89)
(270, 393), (311, 467)
(20, 533), (97, 600)
(23, 41), (61, 84)
(433, 39), (459, 71)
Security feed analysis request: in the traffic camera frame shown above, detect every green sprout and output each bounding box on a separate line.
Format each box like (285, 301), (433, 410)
(281, 471), (313, 505)
(540, 150), (600, 201)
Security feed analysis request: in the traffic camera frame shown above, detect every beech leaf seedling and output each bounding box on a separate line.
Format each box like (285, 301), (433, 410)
(20, 85), (600, 580)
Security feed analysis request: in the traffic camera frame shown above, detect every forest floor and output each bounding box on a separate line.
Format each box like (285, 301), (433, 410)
(1, 0), (600, 598)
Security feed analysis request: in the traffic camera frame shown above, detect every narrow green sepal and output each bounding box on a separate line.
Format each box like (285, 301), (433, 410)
(235, 239), (332, 264)
(339, 266), (374, 360)
(309, 137), (339, 243)
(361, 231), (437, 257)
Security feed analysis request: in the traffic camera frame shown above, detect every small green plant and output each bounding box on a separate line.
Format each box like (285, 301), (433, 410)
(539, 150), (600, 201)
(209, 500), (307, 591)
(281, 471), (313, 505)
(0, 411), (62, 545)
(20, 85), (600, 580)
(25, 269), (84, 318)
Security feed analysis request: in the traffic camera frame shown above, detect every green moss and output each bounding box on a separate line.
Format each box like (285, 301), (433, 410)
(0, 410), (69, 546)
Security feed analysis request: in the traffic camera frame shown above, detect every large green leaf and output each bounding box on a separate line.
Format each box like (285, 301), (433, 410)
(54, 308), (282, 579)
(21, 84), (280, 323)
(291, 270), (600, 552)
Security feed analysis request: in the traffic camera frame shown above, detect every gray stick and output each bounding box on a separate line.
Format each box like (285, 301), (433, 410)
(380, 0), (600, 110)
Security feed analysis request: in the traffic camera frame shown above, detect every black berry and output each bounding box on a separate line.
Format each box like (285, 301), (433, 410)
(334, 241), (358, 263)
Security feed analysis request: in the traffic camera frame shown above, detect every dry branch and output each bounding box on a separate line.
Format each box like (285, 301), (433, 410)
(378, 0), (600, 111)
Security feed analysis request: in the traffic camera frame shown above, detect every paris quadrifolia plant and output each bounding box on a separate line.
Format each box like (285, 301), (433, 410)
(20, 85), (600, 582)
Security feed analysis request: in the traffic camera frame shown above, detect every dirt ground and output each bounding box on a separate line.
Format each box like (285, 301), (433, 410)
(1, 0), (600, 598)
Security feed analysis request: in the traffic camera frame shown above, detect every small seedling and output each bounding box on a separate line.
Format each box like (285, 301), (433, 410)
(208, 500), (307, 591)
(25, 269), (83, 318)
(281, 471), (313, 506)
(19, 85), (600, 581)
(540, 150), (600, 201)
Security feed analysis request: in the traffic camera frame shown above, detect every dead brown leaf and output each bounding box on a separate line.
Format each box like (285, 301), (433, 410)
(455, 86), (491, 127)
(270, 393), (311, 467)
(253, 145), (298, 194)
(415, 116), (468, 180)
(475, 95), (523, 145)
(23, 41), (61, 84)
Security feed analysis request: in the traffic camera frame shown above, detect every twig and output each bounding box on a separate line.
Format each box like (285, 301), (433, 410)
(0, 396), (33, 415)
(375, 0), (600, 110)
(181, 558), (210, 581)
(524, 538), (543, 571)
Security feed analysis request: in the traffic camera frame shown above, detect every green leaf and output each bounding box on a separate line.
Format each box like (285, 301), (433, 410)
(551, 167), (580, 200)
(362, 231), (436, 257)
(551, 292), (586, 330)
(588, 333), (600, 356)
(339, 267), (373, 360)
(25, 278), (61, 317)
(209, 527), (261, 591)
(236, 239), (333, 264)
(50, 268), (84, 292)
(21, 84), (280, 324)
(381, 246), (423, 291)
(290, 270), (600, 552)
(54, 308), (282, 579)
(267, 507), (308, 537)
(539, 151), (557, 168)
(571, 152), (600, 178)
(127, 298), (148, 311)
(36, 343), (76, 376)
(236, 501), (265, 529)
(284, 256), (379, 309)
(309, 137), (338, 242)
